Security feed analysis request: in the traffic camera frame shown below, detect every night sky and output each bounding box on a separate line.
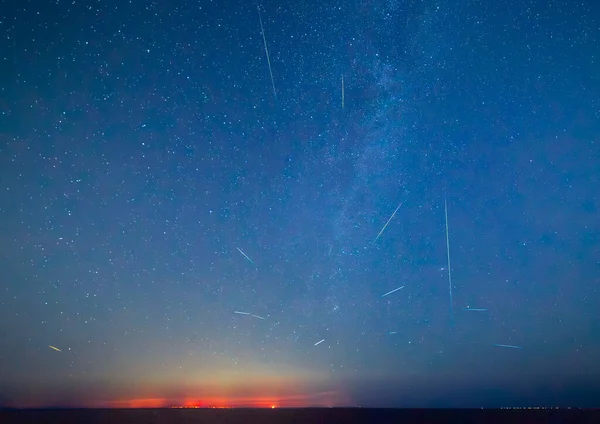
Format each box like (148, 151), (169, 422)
(1, 0), (599, 409)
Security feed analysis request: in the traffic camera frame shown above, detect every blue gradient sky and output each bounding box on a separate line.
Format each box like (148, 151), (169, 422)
(1, 0), (599, 408)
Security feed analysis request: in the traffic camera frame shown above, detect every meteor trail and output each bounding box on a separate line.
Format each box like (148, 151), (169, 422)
(314, 339), (325, 346)
(381, 285), (405, 298)
(463, 308), (488, 312)
(375, 202), (402, 242)
(257, 6), (276, 100)
(341, 75), (345, 109)
(49, 345), (61, 352)
(444, 197), (454, 328)
(234, 311), (265, 320)
(236, 247), (255, 265)
(493, 344), (523, 349)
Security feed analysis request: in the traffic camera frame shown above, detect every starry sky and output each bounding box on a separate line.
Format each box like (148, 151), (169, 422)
(1, 0), (599, 409)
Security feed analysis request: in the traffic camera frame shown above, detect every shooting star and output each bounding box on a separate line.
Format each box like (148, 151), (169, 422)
(49, 345), (61, 352)
(314, 339), (325, 346)
(381, 285), (405, 298)
(236, 247), (255, 265)
(388, 331), (397, 335)
(341, 75), (344, 109)
(444, 197), (454, 327)
(257, 6), (276, 100)
(234, 311), (265, 320)
(493, 344), (523, 349)
(374, 201), (402, 241)
(463, 308), (488, 312)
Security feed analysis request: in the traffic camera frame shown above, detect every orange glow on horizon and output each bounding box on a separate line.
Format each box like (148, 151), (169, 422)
(4, 384), (349, 409)
(5, 392), (346, 409)
(83, 391), (346, 409)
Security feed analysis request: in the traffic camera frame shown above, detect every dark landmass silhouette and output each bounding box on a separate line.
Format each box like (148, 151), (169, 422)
(0, 408), (598, 424)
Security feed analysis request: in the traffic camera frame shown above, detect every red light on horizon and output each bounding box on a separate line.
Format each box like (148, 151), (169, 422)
(93, 390), (345, 409)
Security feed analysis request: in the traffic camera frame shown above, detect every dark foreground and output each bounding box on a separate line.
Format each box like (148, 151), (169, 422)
(0, 408), (597, 424)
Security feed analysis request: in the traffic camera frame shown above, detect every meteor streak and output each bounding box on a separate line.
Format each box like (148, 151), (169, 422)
(236, 247), (255, 265)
